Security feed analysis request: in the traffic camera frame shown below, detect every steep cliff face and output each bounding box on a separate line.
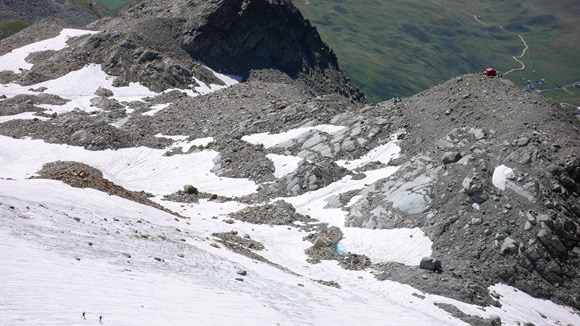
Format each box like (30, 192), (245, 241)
(106, 0), (363, 100)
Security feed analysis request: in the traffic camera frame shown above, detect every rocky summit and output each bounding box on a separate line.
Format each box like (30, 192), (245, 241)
(1, 0), (580, 325)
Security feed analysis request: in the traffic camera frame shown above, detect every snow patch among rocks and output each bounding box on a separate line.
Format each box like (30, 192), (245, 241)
(282, 166), (400, 226)
(0, 135), (254, 197)
(337, 139), (400, 170)
(143, 103), (171, 116)
(0, 112), (50, 123)
(492, 165), (514, 191)
(339, 227), (432, 265)
(1, 64), (157, 114)
(242, 125), (346, 148)
(433, 283), (580, 326)
(266, 154), (304, 178)
(0, 28), (98, 73)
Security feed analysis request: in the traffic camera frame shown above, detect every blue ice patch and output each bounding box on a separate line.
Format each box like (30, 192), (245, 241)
(333, 242), (347, 255)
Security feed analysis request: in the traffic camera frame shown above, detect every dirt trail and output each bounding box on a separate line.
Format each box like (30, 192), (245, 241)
(504, 35), (528, 76)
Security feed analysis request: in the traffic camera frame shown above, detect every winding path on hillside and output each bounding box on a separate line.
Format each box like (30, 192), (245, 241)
(504, 35), (528, 76)
(472, 15), (488, 26)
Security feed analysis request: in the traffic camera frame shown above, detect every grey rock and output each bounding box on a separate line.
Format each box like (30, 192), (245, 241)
(516, 137), (530, 147)
(436, 139), (455, 150)
(95, 87), (114, 97)
(441, 152), (462, 164)
(537, 229), (567, 255)
(500, 237), (517, 255)
(419, 257), (442, 272)
(183, 185), (198, 194)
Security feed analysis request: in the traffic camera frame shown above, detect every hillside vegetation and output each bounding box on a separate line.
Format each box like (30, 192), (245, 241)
(0, 0), (111, 40)
(94, 0), (133, 11)
(293, 0), (580, 107)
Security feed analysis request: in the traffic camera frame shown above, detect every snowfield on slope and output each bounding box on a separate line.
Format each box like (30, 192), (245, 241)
(0, 132), (579, 325)
(0, 29), (241, 121)
(0, 28), (98, 73)
(1, 30), (580, 326)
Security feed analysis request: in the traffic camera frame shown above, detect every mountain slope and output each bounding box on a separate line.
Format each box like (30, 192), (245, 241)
(294, 0), (580, 107)
(1, 0), (580, 325)
(0, 0), (112, 40)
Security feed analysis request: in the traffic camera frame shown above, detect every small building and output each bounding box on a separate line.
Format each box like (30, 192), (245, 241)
(485, 68), (496, 76)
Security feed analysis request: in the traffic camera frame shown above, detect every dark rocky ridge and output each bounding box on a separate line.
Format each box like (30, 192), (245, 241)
(105, 0), (363, 100)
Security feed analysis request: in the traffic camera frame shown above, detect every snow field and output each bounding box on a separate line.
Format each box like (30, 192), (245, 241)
(0, 180), (464, 325)
(0, 136), (255, 197)
(339, 227), (432, 265)
(1, 121), (580, 325)
(0, 28), (98, 73)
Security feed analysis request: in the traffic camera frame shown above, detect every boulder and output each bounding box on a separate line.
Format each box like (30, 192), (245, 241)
(313, 235), (332, 248)
(441, 152), (462, 164)
(94, 87), (114, 97)
(419, 257), (442, 272)
(183, 185), (199, 194)
(500, 237), (517, 255)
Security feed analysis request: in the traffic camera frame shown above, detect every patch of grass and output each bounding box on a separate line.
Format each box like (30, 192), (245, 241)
(94, 0), (133, 10)
(0, 19), (29, 40)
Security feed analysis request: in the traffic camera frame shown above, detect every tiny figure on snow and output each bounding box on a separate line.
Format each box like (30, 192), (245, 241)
(99, 315), (103, 324)
(82, 311), (86, 320)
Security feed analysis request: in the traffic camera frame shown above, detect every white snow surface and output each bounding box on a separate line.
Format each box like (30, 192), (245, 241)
(339, 227), (432, 265)
(1, 134), (579, 325)
(0, 111), (51, 123)
(282, 166), (400, 227)
(337, 138), (401, 170)
(492, 165), (514, 191)
(0, 136), (254, 197)
(0, 64), (158, 114)
(0, 28), (98, 73)
(143, 103), (171, 116)
(242, 124), (346, 148)
(266, 154), (304, 178)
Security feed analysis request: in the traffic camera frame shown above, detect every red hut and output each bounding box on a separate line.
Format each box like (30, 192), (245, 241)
(485, 68), (497, 77)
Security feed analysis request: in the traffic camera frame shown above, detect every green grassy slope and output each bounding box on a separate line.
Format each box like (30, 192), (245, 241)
(0, 19), (29, 39)
(294, 0), (580, 107)
(94, 0), (133, 11)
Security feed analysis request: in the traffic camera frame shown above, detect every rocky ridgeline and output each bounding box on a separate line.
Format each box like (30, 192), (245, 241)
(2, 0), (580, 319)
